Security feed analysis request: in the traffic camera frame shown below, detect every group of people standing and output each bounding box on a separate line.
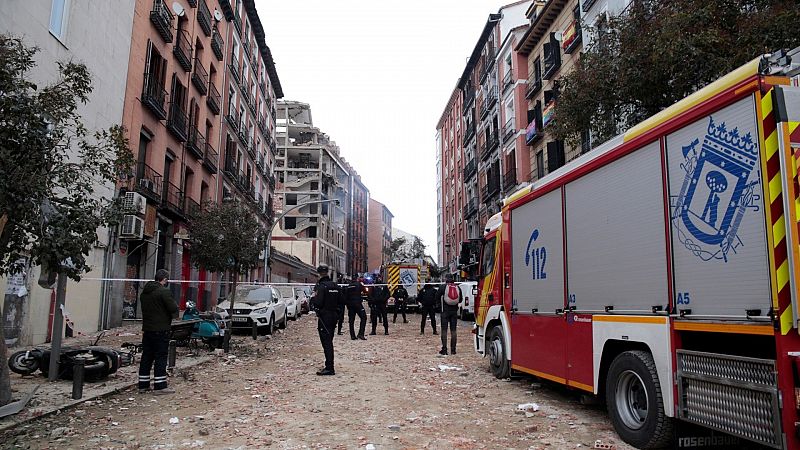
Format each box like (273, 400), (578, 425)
(312, 264), (464, 375)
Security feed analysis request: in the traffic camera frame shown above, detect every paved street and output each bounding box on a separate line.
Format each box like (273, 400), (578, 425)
(2, 313), (630, 449)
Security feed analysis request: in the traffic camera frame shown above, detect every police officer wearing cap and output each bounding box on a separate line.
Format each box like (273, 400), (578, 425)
(311, 264), (342, 375)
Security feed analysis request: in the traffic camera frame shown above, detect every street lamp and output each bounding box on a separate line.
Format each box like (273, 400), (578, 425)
(265, 198), (340, 282)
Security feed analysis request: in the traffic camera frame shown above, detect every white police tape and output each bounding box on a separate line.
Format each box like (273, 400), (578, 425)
(77, 277), (449, 287)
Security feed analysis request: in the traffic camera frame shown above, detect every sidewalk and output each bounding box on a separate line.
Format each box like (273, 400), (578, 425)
(0, 325), (213, 433)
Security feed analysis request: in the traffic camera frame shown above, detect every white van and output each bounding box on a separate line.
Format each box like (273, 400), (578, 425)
(457, 281), (477, 321)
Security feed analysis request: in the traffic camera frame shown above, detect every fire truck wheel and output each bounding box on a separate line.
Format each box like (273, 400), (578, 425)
(487, 326), (510, 379)
(605, 350), (673, 449)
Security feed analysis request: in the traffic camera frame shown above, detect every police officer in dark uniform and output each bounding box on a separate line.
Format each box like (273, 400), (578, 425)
(336, 275), (346, 335)
(419, 283), (438, 335)
(312, 264), (342, 375)
(369, 276), (389, 335)
(346, 277), (368, 340)
(392, 285), (409, 323)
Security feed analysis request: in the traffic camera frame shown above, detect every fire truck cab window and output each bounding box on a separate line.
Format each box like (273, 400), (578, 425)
(481, 237), (496, 277)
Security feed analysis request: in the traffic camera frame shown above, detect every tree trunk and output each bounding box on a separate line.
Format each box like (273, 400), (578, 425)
(224, 270), (237, 353)
(0, 214), (10, 406)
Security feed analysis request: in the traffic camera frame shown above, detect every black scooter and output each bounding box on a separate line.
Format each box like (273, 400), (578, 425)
(7, 332), (133, 381)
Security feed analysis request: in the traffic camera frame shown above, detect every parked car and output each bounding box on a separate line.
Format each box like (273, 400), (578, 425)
(458, 281), (477, 320)
(216, 284), (287, 335)
(276, 285), (308, 320)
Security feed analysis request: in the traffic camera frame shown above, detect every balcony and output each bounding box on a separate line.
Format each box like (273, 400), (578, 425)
(543, 45), (562, 81)
(187, 126), (205, 159)
(562, 19), (582, 55)
(246, 139), (256, 159)
(206, 81), (220, 115)
(502, 70), (513, 93)
(482, 176), (501, 202)
(225, 110), (239, 131)
(141, 73), (167, 120)
(185, 197), (201, 219)
(191, 58), (208, 95)
(223, 154), (237, 179)
(259, 81), (266, 97)
(228, 61), (240, 84)
(173, 29), (192, 72)
(186, 0), (197, 6)
(242, 40), (251, 58)
(503, 166), (517, 191)
(135, 163), (163, 204)
(197, 0), (212, 36)
(481, 87), (498, 120)
(526, 119), (543, 146)
(167, 102), (188, 142)
(161, 181), (185, 218)
(236, 126), (248, 147)
(149, 0), (174, 43)
(462, 123), (476, 145)
(211, 26), (224, 61)
(479, 141), (491, 161)
(463, 86), (475, 108)
(233, 13), (242, 37)
(526, 76), (543, 99)
(462, 158), (477, 180)
(462, 197), (478, 218)
(203, 141), (218, 174)
(488, 129), (499, 152)
(257, 116), (267, 135)
(503, 118), (515, 143)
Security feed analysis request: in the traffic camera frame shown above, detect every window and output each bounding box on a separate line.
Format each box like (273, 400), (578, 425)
(49, 0), (70, 40)
(536, 150), (544, 179)
(285, 217), (296, 228)
(286, 193), (297, 205)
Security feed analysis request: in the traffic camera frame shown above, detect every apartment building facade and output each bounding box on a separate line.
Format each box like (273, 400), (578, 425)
(218, 0), (283, 286)
(367, 199), (393, 274)
(274, 101), (350, 281)
(0, 1), (136, 345)
(115, 0), (234, 320)
(437, 88), (465, 272)
(517, 0), (584, 181)
(345, 162), (370, 277)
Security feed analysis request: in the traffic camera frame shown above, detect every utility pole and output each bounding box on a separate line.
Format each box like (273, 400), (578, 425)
(48, 272), (68, 381)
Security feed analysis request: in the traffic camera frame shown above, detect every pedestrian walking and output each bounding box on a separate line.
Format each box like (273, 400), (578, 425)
(418, 284), (438, 335)
(369, 276), (389, 335)
(312, 264), (343, 375)
(392, 284), (409, 323)
(346, 278), (368, 340)
(438, 274), (462, 355)
(138, 269), (178, 394)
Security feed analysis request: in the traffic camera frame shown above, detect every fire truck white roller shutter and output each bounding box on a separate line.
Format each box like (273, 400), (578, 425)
(565, 141), (668, 312)
(665, 96), (770, 317)
(511, 188), (565, 314)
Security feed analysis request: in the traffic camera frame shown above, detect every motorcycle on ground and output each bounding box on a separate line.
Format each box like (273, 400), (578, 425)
(179, 301), (227, 350)
(7, 332), (135, 381)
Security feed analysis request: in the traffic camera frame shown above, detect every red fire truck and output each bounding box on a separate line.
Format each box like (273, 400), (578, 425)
(464, 49), (800, 449)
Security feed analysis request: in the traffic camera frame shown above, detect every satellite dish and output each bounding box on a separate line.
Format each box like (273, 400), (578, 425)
(213, 9), (223, 22)
(172, 2), (185, 17)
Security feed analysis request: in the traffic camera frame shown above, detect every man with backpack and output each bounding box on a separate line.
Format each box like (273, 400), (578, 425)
(418, 284), (438, 335)
(438, 274), (462, 355)
(392, 284), (409, 323)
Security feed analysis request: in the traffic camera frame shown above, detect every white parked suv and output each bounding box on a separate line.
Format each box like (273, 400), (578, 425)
(458, 281), (477, 321)
(216, 285), (288, 334)
(275, 285), (307, 320)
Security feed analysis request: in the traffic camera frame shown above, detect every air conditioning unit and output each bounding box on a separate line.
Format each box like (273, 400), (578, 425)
(119, 215), (144, 240)
(123, 191), (146, 215)
(139, 178), (155, 192)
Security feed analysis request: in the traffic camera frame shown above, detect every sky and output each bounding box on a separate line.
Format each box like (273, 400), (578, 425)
(258, 0), (519, 262)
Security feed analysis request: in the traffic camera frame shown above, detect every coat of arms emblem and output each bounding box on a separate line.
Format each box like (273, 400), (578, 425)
(672, 117), (761, 262)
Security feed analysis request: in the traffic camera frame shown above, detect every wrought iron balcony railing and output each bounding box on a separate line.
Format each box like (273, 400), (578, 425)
(206, 81), (220, 115)
(503, 167), (517, 191)
(141, 73), (167, 120)
(150, 0), (174, 43)
(211, 25), (224, 61)
(203, 141), (218, 174)
(161, 181), (185, 218)
(463, 158), (477, 180)
(135, 162), (163, 204)
(167, 101), (189, 142)
(187, 125), (205, 159)
(197, 0), (212, 37)
(191, 57), (208, 95)
(173, 29), (192, 72)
